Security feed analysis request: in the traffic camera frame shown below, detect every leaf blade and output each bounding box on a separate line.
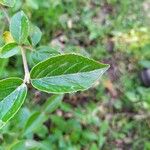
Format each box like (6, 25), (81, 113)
(30, 54), (109, 94)
(30, 46), (60, 65)
(24, 111), (47, 135)
(29, 24), (42, 46)
(43, 95), (64, 113)
(10, 11), (29, 44)
(0, 78), (27, 128)
(0, 43), (20, 58)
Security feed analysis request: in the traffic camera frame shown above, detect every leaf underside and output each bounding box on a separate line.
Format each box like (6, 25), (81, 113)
(10, 11), (29, 44)
(0, 78), (27, 128)
(0, 43), (20, 58)
(30, 54), (109, 94)
(30, 46), (60, 65)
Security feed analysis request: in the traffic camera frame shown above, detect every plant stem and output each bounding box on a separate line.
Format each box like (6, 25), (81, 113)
(1, 6), (10, 23)
(23, 45), (34, 51)
(20, 46), (30, 84)
(0, 6), (30, 84)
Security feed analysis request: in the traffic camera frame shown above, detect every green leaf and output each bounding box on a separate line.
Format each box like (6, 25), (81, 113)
(10, 11), (29, 44)
(29, 24), (42, 46)
(0, 43), (20, 58)
(24, 111), (47, 135)
(14, 107), (30, 127)
(43, 95), (64, 113)
(10, 140), (48, 150)
(0, 78), (27, 128)
(139, 60), (150, 68)
(30, 46), (60, 65)
(0, 58), (8, 77)
(0, 0), (15, 7)
(26, 0), (39, 9)
(30, 54), (109, 94)
(98, 121), (109, 148)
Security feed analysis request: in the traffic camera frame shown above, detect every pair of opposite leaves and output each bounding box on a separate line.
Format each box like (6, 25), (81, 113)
(0, 10), (109, 128)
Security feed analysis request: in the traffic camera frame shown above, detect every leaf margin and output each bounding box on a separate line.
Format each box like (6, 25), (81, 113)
(30, 53), (110, 94)
(0, 77), (27, 129)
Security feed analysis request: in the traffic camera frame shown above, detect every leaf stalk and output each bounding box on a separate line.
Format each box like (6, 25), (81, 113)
(0, 6), (10, 23)
(20, 46), (30, 84)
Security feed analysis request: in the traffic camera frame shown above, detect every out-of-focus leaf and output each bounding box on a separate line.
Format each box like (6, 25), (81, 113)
(24, 111), (47, 135)
(90, 143), (99, 150)
(30, 46), (60, 65)
(43, 95), (64, 113)
(13, 107), (30, 127)
(3, 31), (14, 44)
(98, 121), (109, 148)
(82, 130), (97, 141)
(139, 60), (150, 69)
(126, 91), (139, 102)
(26, 0), (39, 9)
(0, 58), (8, 77)
(29, 24), (42, 46)
(10, 140), (48, 150)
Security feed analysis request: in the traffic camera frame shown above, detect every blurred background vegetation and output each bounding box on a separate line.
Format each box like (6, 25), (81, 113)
(0, 0), (150, 149)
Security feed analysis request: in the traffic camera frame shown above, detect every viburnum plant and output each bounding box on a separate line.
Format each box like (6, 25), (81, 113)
(0, 1), (109, 129)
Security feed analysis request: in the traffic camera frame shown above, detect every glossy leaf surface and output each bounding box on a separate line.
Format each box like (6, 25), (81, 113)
(10, 11), (29, 44)
(0, 43), (20, 58)
(0, 78), (27, 128)
(30, 54), (109, 94)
